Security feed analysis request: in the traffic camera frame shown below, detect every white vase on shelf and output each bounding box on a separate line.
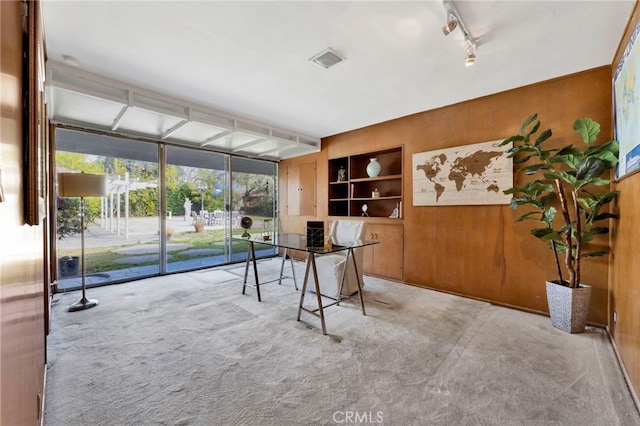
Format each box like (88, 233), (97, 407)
(366, 158), (381, 177)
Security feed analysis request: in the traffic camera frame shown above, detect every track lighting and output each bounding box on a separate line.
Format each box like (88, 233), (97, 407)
(465, 41), (476, 66)
(442, 0), (478, 66)
(442, 11), (457, 35)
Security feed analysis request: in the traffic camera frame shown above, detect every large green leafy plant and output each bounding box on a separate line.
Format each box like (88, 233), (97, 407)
(500, 114), (619, 288)
(56, 197), (101, 240)
(56, 197), (81, 240)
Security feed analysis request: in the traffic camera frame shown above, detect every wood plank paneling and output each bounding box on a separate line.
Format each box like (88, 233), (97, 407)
(280, 5), (640, 403)
(1, 1), (47, 425)
(610, 177), (640, 393)
(611, 0), (640, 406)
(319, 67), (613, 325)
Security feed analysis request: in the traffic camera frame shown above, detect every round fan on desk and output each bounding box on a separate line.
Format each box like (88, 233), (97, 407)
(240, 216), (253, 238)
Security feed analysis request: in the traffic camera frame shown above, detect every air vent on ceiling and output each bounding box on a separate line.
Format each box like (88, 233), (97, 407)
(309, 48), (345, 69)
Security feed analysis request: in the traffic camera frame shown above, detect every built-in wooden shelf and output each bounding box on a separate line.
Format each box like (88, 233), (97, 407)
(328, 147), (403, 218)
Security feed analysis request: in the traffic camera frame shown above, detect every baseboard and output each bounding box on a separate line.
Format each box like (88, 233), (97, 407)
(40, 364), (47, 426)
(606, 327), (640, 416)
(396, 280), (610, 328)
(400, 280), (550, 316)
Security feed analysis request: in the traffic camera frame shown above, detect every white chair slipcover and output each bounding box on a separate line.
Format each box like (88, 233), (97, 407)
(310, 220), (366, 298)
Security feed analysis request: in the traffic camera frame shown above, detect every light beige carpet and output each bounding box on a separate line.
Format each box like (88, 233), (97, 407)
(44, 258), (639, 425)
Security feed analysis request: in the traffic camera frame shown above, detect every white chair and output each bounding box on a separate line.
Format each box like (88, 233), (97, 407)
(310, 220), (366, 299)
(231, 211), (240, 227)
(213, 210), (225, 225)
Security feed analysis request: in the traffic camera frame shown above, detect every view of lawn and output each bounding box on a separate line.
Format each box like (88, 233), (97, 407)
(57, 228), (263, 274)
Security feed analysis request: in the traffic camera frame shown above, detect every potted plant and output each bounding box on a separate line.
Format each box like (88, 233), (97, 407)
(500, 114), (619, 333)
(193, 214), (206, 233)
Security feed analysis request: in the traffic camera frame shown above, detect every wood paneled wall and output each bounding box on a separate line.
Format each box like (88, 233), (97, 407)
(314, 67), (614, 324)
(280, 28), (640, 399)
(283, 62), (639, 394)
(1, 1), (47, 425)
(611, 0), (640, 406)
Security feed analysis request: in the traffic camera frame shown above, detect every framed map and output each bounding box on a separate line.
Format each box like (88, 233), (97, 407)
(614, 17), (640, 180)
(412, 139), (512, 206)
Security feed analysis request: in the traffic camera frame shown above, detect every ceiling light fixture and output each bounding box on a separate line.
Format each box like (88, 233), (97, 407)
(442, 11), (458, 35)
(465, 40), (476, 66)
(441, 0), (478, 66)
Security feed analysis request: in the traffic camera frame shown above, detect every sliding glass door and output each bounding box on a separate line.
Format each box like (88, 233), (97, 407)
(164, 145), (229, 272)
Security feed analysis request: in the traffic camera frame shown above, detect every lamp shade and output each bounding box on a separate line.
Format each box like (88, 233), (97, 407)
(58, 172), (107, 197)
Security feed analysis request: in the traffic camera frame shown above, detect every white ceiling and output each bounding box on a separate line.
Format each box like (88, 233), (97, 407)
(41, 0), (635, 142)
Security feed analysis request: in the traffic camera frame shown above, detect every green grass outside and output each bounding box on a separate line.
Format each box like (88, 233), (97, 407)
(58, 228), (260, 274)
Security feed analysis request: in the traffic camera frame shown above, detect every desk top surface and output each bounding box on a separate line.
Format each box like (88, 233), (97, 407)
(232, 232), (379, 254)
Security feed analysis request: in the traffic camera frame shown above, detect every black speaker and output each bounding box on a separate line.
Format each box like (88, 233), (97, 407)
(306, 221), (324, 248)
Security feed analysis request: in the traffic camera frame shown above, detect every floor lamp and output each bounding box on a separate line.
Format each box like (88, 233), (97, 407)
(58, 172), (107, 312)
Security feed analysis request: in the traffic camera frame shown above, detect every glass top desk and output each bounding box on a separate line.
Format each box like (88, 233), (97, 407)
(232, 233), (379, 335)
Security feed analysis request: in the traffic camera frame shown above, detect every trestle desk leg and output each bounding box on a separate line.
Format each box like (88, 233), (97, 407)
(242, 242), (251, 296)
(289, 252), (298, 290)
(350, 247), (366, 315)
(336, 250), (350, 306)
(250, 242), (261, 302)
(310, 254), (327, 335)
(297, 255), (312, 321)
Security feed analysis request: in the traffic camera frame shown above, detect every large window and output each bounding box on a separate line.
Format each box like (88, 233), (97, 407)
(54, 128), (278, 290)
(230, 157), (278, 262)
(164, 145), (229, 273)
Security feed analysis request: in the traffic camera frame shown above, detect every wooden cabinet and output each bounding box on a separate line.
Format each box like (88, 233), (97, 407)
(287, 160), (316, 216)
(363, 223), (404, 281)
(328, 147), (402, 218)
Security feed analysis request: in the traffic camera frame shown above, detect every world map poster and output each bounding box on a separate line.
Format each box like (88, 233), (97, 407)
(412, 139), (513, 206)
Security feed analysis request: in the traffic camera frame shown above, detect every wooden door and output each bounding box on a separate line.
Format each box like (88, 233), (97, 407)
(287, 161), (316, 216)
